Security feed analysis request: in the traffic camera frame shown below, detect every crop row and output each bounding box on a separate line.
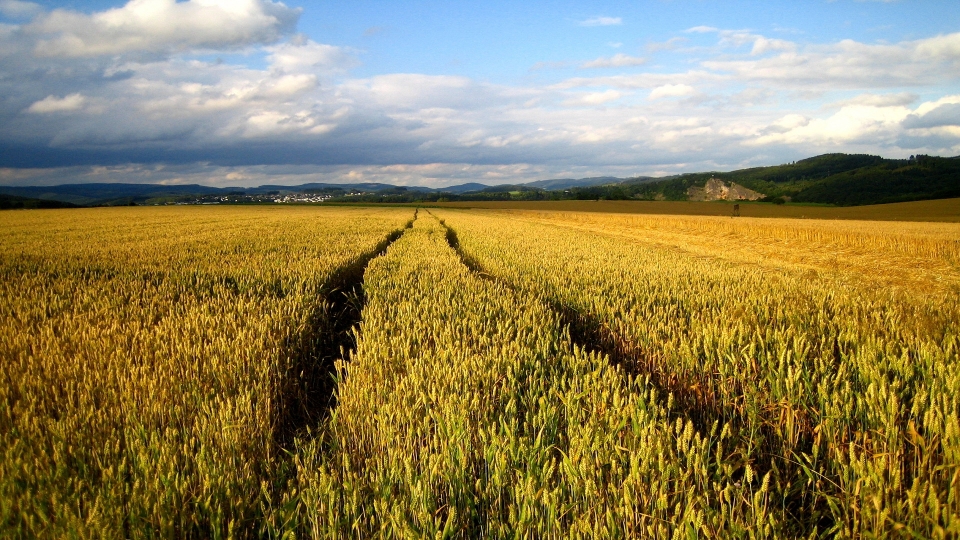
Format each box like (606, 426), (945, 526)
(282, 213), (779, 537)
(435, 208), (960, 537)
(0, 206), (412, 538)
(3, 205), (958, 538)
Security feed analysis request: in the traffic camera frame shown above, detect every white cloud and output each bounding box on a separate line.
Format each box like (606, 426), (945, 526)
(347, 73), (475, 109)
(580, 53), (646, 69)
(704, 32), (960, 89)
(26, 93), (86, 113)
(28, 0), (300, 58)
(243, 110), (321, 138)
(563, 90), (623, 106)
(750, 36), (795, 55)
(267, 38), (356, 74)
(686, 26), (718, 34)
(262, 74), (317, 96)
(579, 16), (622, 27)
(914, 32), (960, 59)
(649, 84), (696, 100)
(768, 114), (810, 132)
(828, 92), (918, 109)
(750, 102), (912, 146)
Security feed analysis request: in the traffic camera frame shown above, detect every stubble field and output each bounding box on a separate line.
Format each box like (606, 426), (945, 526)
(2, 204), (959, 538)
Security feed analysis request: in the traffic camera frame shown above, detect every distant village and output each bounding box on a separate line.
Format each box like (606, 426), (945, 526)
(171, 191), (369, 205)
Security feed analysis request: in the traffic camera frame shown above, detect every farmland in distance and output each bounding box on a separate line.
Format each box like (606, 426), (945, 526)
(2, 204), (959, 538)
(428, 196), (960, 222)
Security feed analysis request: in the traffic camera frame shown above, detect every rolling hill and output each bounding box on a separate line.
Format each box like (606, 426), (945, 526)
(2, 153), (957, 207)
(622, 153), (960, 206)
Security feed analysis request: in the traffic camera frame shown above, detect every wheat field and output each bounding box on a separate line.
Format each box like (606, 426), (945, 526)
(1, 205), (958, 538)
(0, 206), (413, 538)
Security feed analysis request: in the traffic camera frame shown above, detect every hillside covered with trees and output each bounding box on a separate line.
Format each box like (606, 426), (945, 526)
(621, 154), (960, 206)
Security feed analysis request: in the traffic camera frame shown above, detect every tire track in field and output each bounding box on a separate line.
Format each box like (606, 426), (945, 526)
(276, 210), (417, 446)
(435, 213), (714, 424)
(438, 214), (769, 433)
(436, 215), (833, 537)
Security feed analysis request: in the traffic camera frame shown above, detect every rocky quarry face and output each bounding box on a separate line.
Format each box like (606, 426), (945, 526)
(687, 177), (764, 201)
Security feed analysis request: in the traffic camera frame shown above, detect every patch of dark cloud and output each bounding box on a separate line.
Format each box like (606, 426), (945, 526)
(894, 131), (960, 153)
(902, 103), (960, 129)
(99, 69), (135, 82)
(0, 135), (436, 168)
(0, 124), (719, 170)
(0, 143), (162, 168)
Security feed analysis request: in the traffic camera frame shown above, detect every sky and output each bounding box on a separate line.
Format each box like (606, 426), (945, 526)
(1, 0), (959, 188)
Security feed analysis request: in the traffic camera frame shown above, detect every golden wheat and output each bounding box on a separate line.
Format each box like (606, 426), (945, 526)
(0, 206), (412, 538)
(435, 207), (960, 538)
(3, 204), (958, 538)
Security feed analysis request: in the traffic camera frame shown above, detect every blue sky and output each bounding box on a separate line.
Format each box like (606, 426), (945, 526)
(1, 0), (959, 187)
(304, 1), (959, 81)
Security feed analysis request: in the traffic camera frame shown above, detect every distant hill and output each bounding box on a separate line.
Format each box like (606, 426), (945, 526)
(2, 153), (956, 207)
(0, 176), (628, 205)
(524, 176), (626, 190)
(622, 154), (960, 206)
(0, 194), (79, 210)
(248, 182), (435, 194)
(440, 183), (490, 194)
(0, 183), (225, 206)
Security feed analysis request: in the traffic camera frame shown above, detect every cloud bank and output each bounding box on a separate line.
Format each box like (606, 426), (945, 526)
(1, 1), (959, 187)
